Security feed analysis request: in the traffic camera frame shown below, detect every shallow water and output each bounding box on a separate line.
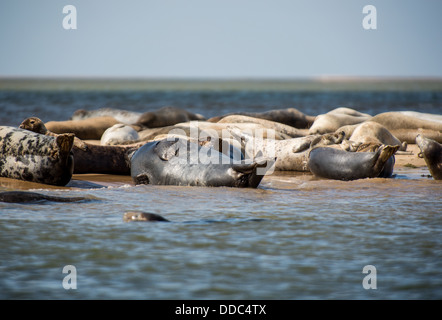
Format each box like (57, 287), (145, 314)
(1, 79), (442, 299)
(1, 168), (441, 300)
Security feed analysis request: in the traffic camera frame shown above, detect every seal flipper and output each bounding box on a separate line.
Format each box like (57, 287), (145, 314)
(154, 138), (180, 161)
(134, 173), (150, 185)
(372, 144), (399, 177)
(54, 133), (75, 160)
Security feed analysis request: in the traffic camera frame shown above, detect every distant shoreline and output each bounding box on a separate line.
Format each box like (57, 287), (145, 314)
(1, 77), (442, 92)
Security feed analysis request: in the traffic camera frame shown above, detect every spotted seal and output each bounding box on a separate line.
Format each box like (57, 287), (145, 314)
(20, 117), (88, 151)
(0, 126), (74, 186)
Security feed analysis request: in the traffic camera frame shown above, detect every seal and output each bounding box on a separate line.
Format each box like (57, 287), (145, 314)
(371, 112), (442, 131)
(19, 117), (143, 175)
(229, 128), (345, 171)
(129, 137), (275, 188)
(71, 108), (142, 125)
(399, 111), (442, 124)
(100, 123), (140, 145)
(216, 115), (307, 138)
(348, 121), (407, 151)
(123, 211), (170, 222)
(135, 106), (206, 128)
(416, 134), (442, 180)
(207, 107), (316, 129)
(0, 126), (74, 186)
(45, 116), (120, 140)
(0, 191), (87, 203)
(19, 117), (88, 151)
(309, 113), (371, 135)
(307, 145), (399, 180)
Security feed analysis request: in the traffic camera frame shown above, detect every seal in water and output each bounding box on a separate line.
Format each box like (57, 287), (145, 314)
(0, 191), (87, 203)
(123, 211), (170, 222)
(307, 145), (399, 180)
(0, 126), (74, 186)
(416, 134), (442, 180)
(129, 138), (275, 188)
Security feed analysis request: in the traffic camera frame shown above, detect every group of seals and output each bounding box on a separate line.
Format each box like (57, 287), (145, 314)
(2, 106), (441, 188)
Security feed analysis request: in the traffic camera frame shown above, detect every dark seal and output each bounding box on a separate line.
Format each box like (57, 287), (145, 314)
(130, 138), (275, 188)
(416, 134), (442, 180)
(307, 145), (399, 180)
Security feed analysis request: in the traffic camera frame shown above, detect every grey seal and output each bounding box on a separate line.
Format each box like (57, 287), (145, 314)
(307, 145), (399, 180)
(135, 106), (206, 128)
(0, 191), (87, 203)
(416, 134), (442, 180)
(130, 138), (275, 188)
(0, 126), (74, 186)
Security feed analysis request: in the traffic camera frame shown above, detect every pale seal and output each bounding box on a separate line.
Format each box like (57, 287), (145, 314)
(416, 134), (442, 180)
(71, 108), (143, 125)
(229, 128), (345, 171)
(100, 123), (140, 146)
(207, 107), (316, 129)
(0, 126), (74, 186)
(309, 113), (371, 135)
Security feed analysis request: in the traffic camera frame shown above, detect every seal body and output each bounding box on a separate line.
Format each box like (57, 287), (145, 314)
(130, 138), (274, 188)
(0, 191), (86, 203)
(71, 108), (142, 125)
(229, 128), (345, 171)
(135, 106), (206, 128)
(416, 134), (442, 180)
(307, 145), (399, 180)
(208, 107), (316, 129)
(45, 116), (119, 140)
(0, 126), (74, 186)
(100, 123), (139, 145)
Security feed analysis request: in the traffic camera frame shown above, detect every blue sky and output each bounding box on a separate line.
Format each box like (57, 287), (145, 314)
(0, 0), (441, 78)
